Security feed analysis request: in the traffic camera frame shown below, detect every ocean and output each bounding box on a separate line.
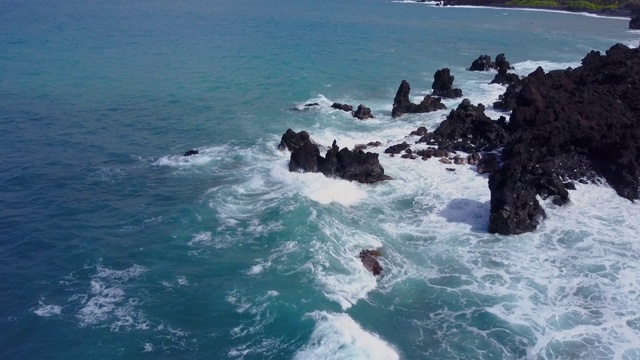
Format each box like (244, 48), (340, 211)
(1, 0), (639, 358)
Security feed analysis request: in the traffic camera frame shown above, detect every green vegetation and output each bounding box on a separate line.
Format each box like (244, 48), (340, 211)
(565, 0), (618, 9)
(506, 0), (560, 6)
(506, 0), (623, 9)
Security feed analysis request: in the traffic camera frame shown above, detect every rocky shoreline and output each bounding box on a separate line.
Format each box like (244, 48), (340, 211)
(277, 44), (639, 241)
(416, 0), (640, 29)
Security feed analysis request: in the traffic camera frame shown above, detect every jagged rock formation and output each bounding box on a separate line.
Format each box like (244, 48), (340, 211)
(392, 80), (446, 118)
(331, 102), (374, 120)
(489, 43), (640, 234)
(331, 103), (353, 112)
(630, 16), (640, 29)
(469, 55), (494, 71)
(417, 99), (509, 153)
(278, 129), (391, 184)
(431, 68), (463, 98)
(353, 104), (374, 120)
(469, 53), (519, 86)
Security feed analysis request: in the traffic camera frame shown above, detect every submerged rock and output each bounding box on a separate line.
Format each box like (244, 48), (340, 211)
(358, 250), (383, 276)
(183, 149), (199, 156)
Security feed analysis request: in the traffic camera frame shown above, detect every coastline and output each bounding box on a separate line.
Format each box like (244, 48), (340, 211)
(408, 0), (632, 19)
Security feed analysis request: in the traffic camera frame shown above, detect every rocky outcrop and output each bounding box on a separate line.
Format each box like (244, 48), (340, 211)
(384, 142), (411, 154)
(469, 53), (519, 85)
(418, 99), (509, 153)
(392, 80), (447, 118)
(332, 102), (374, 120)
(491, 68), (520, 86)
(183, 149), (199, 156)
(279, 129), (391, 184)
(331, 103), (353, 112)
(353, 104), (374, 120)
(469, 55), (494, 71)
(358, 250), (382, 276)
(488, 43), (640, 234)
(630, 16), (640, 29)
(431, 68), (463, 98)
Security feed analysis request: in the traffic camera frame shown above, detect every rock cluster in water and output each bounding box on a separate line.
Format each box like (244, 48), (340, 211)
(283, 43), (640, 236)
(278, 129), (391, 184)
(392, 80), (447, 118)
(469, 53), (520, 86)
(331, 102), (375, 120)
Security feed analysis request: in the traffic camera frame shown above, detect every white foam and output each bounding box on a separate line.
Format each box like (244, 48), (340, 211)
(143, 343), (154, 353)
(512, 60), (580, 76)
(33, 299), (62, 317)
(74, 265), (148, 330)
(153, 145), (230, 167)
(270, 161), (367, 206)
(437, 5), (629, 19)
(294, 311), (400, 360)
(95, 264), (147, 282)
(176, 276), (189, 286)
(187, 231), (212, 246)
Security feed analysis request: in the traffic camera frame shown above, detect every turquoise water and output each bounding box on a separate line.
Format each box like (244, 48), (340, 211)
(1, 0), (640, 358)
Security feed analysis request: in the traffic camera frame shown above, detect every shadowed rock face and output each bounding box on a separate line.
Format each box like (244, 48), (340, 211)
(488, 43), (640, 234)
(278, 129), (391, 184)
(418, 99), (509, 154)
(630, 15), (640, 29)
(392, 80), (446, 118)
(431, 68), (463, 98)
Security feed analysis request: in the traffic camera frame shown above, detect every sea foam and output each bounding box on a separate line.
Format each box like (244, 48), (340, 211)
(294, 311), (400, 360)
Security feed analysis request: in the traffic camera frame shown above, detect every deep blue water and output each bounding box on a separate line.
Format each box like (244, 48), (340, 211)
(1, 0), (640, 359)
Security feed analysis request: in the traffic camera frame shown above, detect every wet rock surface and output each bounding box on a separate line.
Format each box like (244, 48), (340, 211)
(279, 129), (391, 184)
(392, 80), (447, 118)
(358, 250), (383, 276)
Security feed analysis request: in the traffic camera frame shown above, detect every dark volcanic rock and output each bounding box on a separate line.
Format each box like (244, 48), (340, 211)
(432, 68), (463, 98)
(385, 142), (411, 154)
(280, 129), (391, 184)
(488, 43), (640, 235)
(420, 99), (510, 153)
(494, 53), (513, 71)
(353, 104), (374, 120)
(331, 103), (353, 112)
(476, 153), (500, 174)
(278, 128), (312, 151)
(491, 67), (520, 86)
(631, 16), (640, 30)
(183, 149), (199, 156)
(358, 250), (382, 276)
(392, 80), (447, 118)
(410, 126), (428, 137)
(470, 55), (494, 71)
